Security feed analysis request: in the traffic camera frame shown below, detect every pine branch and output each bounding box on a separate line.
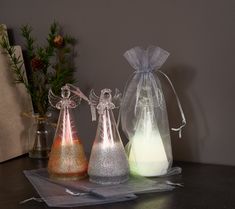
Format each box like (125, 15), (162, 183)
(20, 25), (35, 59)
(1, 21), (77, 115)
(0, 36), (31, 93)
(47, 21), (59, 48)
(64, 35), (76, 45)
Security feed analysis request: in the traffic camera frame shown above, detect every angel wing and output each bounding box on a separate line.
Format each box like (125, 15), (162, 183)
(48, 89), (62, 109)
(89, 89), (100, 121)
(112, 88), (122, 108)
(69, 92), (82, 108)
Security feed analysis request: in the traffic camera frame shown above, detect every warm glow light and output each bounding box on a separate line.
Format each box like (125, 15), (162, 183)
(128, 107), (169, 176)
(100, 110), (114, 149)
(61, 108), (73, 145)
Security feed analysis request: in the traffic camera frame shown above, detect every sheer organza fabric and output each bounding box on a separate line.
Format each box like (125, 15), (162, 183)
(120, 46), (173, 177)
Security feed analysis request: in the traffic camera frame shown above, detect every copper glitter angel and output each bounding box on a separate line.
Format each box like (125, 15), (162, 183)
(87, 88), (129, 184)
(47, 84), (88, 180)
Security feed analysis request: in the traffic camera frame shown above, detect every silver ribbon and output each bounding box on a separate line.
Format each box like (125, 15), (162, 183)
(166, 181), (184, 187)
(66, 83), (90, 103)
(65, 188), (88, 196)
(157, 70), (186, 138)
(91, 105), (97, 121)
(20, 197), (44, 204)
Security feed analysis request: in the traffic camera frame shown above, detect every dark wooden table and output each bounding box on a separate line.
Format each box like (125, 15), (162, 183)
(0, 155), (235, 209)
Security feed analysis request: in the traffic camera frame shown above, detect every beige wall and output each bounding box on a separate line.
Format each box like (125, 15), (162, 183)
(1, 0), (235, 165)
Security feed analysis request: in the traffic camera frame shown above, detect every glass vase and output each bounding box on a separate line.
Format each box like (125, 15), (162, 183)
(28, 114), (52, 159)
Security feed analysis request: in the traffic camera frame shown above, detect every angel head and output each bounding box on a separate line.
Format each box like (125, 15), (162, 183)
(89, 88), (122, 120)
(48, 84), (89, 110)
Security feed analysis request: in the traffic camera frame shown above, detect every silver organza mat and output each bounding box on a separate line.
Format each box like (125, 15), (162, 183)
(23, 168), (176, 207)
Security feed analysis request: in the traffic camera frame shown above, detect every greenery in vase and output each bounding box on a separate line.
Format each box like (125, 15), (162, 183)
(0, 22), (76, 116)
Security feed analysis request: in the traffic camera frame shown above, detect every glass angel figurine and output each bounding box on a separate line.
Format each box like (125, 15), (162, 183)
(120, 46), (186, 177)
(47, 84), (88, 180)
(88, 89), (129, 185)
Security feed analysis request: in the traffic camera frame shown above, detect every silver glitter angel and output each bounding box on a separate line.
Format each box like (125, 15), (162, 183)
(88, 88), (129, 185)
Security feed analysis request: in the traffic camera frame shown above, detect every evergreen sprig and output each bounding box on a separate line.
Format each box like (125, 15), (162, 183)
(0, 36), (30, 88)
(0, 22), (77, 115)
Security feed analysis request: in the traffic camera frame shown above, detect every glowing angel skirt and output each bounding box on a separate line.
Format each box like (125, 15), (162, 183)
(48, 137), (88, 180)
(47, 86), (88, 180)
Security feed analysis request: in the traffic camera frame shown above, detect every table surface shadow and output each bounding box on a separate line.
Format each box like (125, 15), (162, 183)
(0, 155), (235, 209)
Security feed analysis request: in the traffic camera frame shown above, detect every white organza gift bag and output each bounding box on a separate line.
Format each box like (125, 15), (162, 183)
(120, 46), (186, 177)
